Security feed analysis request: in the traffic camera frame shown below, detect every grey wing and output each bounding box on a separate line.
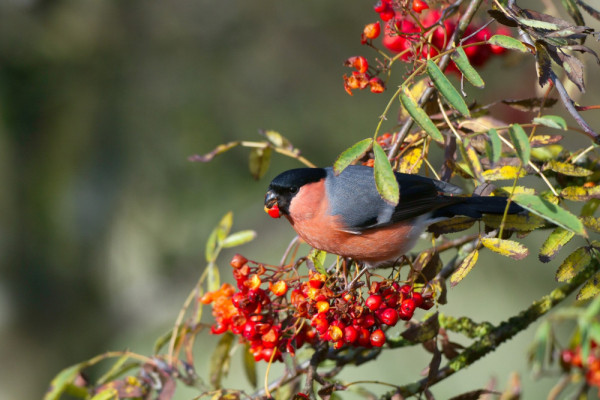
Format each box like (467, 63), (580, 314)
(324, 165), (464, 232)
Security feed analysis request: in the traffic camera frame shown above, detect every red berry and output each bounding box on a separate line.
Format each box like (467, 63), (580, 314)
(345, 56), (369, 74)
(411, 292), (423, 308)
(243, 321), (258, 340)
(373, 0), (388, 13)
(370, 329), (386, 347)
(369, 77), (385, 93)
(344, 326), (358, 344)
(357, 327), (371, 346)
(399, 284), (412, 296)
(400, 298), (416, 319)
(266, 203), (280, 218)
(230, 254), (248, 269)
(380, 308), (399, 326)
(363, 313), (376, 327)
(412, 0), (429, 13)
(365, 294), (383, 311)
(379, 8), (395, 21)
(363, 21), (381, 40)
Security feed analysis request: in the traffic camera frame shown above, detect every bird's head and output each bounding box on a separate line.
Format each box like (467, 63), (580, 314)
(264, 168), (327, 219)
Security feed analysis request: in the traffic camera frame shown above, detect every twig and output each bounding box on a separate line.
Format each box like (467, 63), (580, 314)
(382, 260), (600, 399)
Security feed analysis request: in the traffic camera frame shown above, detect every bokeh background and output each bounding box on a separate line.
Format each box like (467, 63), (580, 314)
(1, 0), (600, 399)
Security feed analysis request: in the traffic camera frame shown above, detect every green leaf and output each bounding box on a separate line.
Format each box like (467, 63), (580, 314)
(517, 18), (564, 31)
(486, 128), (502, 165)
(45, 364), (83, 400)
(513, 193), (587, 236)
(216, 212), (234, 241)
(561, 0), (586, 26)
(426, 60), (470, 117)
(205, 229), (218, 263)
(488, 34), (528, 53)
(210, 332), (234, 389)
(539, 227), (575, 263)
(481, 237), (529, 260)
(90, 388), (119, 400)
(308, 249), (328, 275)
(556, 246), (592, 282)
(243, 343), (257, 388)
(482, 165), (527, 181)
(533, 115), (568, 130)
(399, 86), (444, 143)
(221, 230), (257, 248)
(373, 141), (399, 205)
(207, 263), (220, 292)
(577, 270), (600, 301)
(450, 249), (479, 286)
(508, 124), (531, 165)
(333, 138), (373, 175)
(97, 354), (131, 385)
(248, 146), (272, 180)
(531, 145), (564, 161)
(543, 160), (593, 177)
(451, 46), (485, 88)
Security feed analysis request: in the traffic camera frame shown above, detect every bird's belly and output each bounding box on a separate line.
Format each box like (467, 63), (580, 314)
(291, 215), (429, 266)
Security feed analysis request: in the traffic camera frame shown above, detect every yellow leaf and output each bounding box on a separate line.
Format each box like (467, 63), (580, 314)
(539, 227), (575, 263)
(498, 186), (536, 195)
(577, 271), (600, 300)
(543, 161), (593, 177)
(561, 186), (600, 201)
(556, 247), (592, 282)
(465, 144), (483, 180)
(397, 147), (423, 174)
(582, 216), (600, 234)
(450, 249), (479, 286)
(481, 237), (529, 260)
(483, 213), (546, 231)
(482, 166), (527, 181)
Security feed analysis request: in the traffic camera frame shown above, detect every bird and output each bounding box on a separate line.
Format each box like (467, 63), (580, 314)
(264, 165), (525, 269)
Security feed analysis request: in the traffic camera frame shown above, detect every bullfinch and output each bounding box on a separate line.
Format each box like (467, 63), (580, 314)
(264, 165), (524, 268)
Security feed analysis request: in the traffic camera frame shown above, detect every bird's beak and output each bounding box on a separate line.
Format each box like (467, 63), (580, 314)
(264, 190), (281, 218)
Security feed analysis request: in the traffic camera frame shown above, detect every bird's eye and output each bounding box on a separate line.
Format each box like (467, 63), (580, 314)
(290, 186), (298, 194)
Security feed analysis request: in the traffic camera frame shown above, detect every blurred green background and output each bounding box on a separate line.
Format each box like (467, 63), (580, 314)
(1, 0), (599, 399)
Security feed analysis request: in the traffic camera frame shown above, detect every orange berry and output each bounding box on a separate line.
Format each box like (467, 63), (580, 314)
(269, 280), (288, 296)
(363, 21), (381, 40)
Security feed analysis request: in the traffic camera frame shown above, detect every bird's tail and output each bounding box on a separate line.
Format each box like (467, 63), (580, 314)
(432, 196), (525, 219)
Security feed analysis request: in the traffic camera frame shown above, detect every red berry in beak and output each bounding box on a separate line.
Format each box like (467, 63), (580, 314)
(265, 203), (281, 218)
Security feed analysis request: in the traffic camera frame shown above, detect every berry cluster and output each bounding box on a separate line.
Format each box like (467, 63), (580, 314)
(343, 56), (386, 96)
(201, 254), (315, 362)
(345, 1), (510, 95)
(202, 254), (434, 362)
(561, 341), (600, 389)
